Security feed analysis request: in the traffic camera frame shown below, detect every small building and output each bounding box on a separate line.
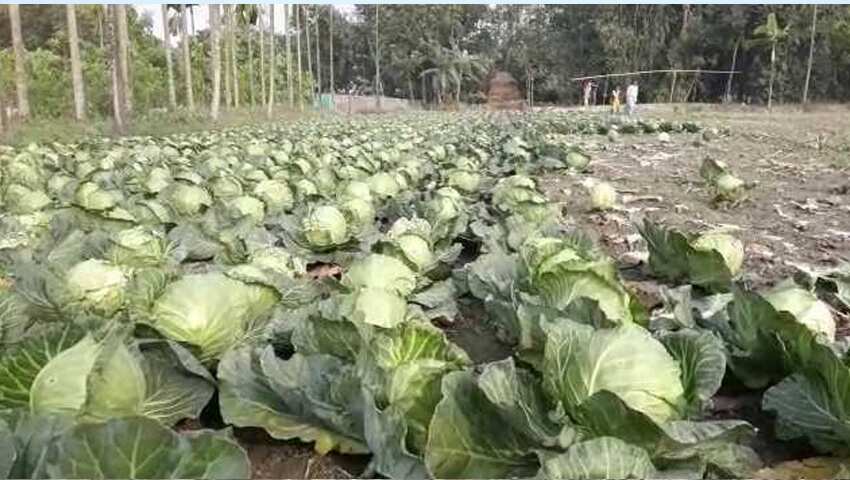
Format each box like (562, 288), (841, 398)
(485, 71), (526, 111)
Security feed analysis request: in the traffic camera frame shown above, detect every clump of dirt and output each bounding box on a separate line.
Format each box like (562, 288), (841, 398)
(235, 428), (370, 480)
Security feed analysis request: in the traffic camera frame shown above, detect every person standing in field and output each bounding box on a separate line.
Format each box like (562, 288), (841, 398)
(583, 80), (592, 108)
(611, 86), (621, 113)
(626, 81), (639, 116)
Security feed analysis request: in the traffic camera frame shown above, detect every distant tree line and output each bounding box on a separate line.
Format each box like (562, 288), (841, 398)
(1, 4), (848, 129)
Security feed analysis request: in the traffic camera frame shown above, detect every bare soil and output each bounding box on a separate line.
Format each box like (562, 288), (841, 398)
(540, 105), (850, 293)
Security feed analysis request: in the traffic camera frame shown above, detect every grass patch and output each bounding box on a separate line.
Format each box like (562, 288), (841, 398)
(1, 107), (312, 146)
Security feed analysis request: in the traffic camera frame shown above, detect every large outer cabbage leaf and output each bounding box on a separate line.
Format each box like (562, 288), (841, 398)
(360, 322), (471, 479)
(150, 273), (278, 363)
(638, 220), (738, 292)
(539, 437), (655, 480)
(344, 254), (416, 296)
(48, 416), (250, 479)
(21, 331), (213, 425)
(218, 347), (367, 455)
(542, 320), (684, 423)
(424, 369), (547, 479)
(763, 280), (835, 341)
(0, 325), (86, 410)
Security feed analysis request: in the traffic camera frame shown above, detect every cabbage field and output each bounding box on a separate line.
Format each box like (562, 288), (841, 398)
(0, 111), (848, 479)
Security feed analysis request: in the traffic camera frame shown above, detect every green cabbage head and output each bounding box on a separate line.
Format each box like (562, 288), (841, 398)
(66, 259), (129, 316)
(151, 273), (278, 363)
(168, 184), (212, 216)
(302, 205), (349, 249)
(590, 182), (617, 211)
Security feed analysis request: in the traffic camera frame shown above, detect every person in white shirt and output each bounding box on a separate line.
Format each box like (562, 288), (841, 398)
(626, 81), (639, 116)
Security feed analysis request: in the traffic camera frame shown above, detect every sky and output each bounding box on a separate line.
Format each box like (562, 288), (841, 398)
(135, 5), (356, 40)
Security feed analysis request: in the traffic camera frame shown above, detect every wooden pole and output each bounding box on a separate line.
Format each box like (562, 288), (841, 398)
(572, 68), (739, 81)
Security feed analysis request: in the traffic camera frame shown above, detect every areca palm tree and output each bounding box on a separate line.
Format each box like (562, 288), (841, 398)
(236, 5), (259, 107)
(67, 4), (86, 120)
(8, 4), (30, 118)
(168, 4), (195, 109)
(209, 4), (221, 120)
(161, 5), (177, 109)
(748, 12), (789, 110)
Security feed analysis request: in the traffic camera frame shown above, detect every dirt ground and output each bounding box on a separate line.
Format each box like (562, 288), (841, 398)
(540, 104), (850, 291)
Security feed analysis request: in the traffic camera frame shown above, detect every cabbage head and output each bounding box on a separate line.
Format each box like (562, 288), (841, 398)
(387, 218), (434, 271)
(229, 195), (266, 224)
(565, 150), (591, 171)
(590, 182), (617, 211)
(426, 187), (463, 224)
(302, 205), (349, 249)
(108, 227), (168, 267)
(150, 273), (278, 363)
(447, 170), (481, 194)
(368, 172), (401, 199)
(340, 197), (375, 230)
(244, 247), (306, 278)
(691, 232), (744, 277)
(66, 259), (129, 316)
(74, 182), (119, 211)
(764, 281), (835, 341)
(522, 236), (635, 324)
(211, 176), (244, 200)
(144, 167), (172, 194)
(4, 184), (51, 214)
(168, 183), (212, 216)
(253, 179), (294, 214)
(294, 178), (319, 199)
(341, 181), (372, 201)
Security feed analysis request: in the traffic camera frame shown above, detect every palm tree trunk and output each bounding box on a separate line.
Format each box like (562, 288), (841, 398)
(161, 5), (177, 109)
(107, 5), (126, 133)
(67, 5), (86, 120)
(230, 6), (240, 108)
(180, 5), (194, 110)
(329, 6), (334, 100)
(803, 5), (818, 105)
(315, 7), (321, 95)
(305, 6), (312, 94)
(223, 5), (232, 107)
(375, 5), (381, 109)
(248, 21), (255, 108)
(259, 6), (266, 105)
(296, 4), (303, 110)
(768, 42), (776, 110)
(210, 4), (222, 120)
(8, 4), (30, 119)
(97, 7), (104, 49)
(266, 4), (275, 118)
(116, 5), (132, 113)
(285, 4), (293, 108)
(0, 94), (4, 133)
